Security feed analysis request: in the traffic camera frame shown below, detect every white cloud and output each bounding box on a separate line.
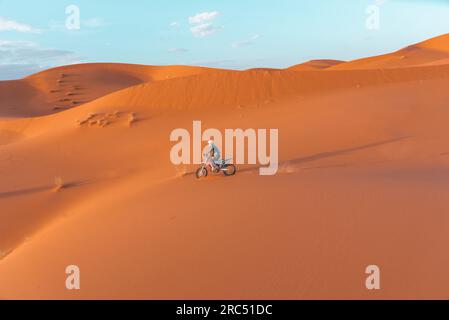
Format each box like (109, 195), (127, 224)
(170, 21), (180, 27)
(188, 11), (219, 24)
(0, 16), (40, 33)
(0, 40), (82, 79)
(0, 40), (79, 64)
(168, 47), (188, 53)
(190, 23), (222, 38)
(0, 40), (36, 48)
(0, 64), (43, 80)
(232, 34), (261, 48)
(188, 11), (221, 38)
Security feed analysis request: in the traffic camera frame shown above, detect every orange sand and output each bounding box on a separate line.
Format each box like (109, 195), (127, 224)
(288, 59), (344, 71)
(0, 34), (449, 299)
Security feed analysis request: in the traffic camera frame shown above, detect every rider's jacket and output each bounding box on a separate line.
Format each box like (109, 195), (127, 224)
(207, 144), (221, 161)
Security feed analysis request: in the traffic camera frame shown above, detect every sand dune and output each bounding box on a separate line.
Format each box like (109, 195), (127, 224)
(0, 63), (214, 117)
(288, 59), (344, 71)
(330, 33), (449, 70)
(4, 61), (449, 142)
(105, 64), (449, 110)
(1, 34), (449, 299)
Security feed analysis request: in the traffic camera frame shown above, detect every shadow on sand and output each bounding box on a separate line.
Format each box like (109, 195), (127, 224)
(238, 136), (411, 174)
(0, 179), (94, 199)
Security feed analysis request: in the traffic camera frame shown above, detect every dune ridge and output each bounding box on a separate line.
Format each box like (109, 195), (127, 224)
(330, 33), (449, 70)
(0, 63), (215, 117)
(84, 63), (449, 112)
(288, 59), (345, 71)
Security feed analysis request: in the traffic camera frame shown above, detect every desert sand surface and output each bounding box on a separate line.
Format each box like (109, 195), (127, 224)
(0, 33), (449, 299)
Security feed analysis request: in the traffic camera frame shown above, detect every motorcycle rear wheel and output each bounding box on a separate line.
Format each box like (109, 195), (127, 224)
(196, 167), (208, 179)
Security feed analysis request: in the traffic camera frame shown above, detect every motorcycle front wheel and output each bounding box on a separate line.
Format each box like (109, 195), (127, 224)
(223, 164), (237, 176)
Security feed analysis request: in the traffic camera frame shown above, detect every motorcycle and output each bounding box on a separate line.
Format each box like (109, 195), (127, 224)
(196, 156), (237, 179)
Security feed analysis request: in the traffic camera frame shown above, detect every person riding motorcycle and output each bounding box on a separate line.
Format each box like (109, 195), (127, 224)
(205, 140), (221, 171)
(196, 139), (236, 179)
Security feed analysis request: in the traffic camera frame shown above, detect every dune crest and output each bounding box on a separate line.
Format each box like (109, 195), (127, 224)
(76, 63), (449, 112)
(0, 63), (215, 117)
(288, 59), (345, 71)
(330, 33), (449, 70)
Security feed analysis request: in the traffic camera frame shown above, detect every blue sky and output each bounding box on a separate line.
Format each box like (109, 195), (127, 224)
(1, 0), (449, 79)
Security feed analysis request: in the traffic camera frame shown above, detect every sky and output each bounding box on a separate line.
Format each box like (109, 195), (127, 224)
(1, 0), (449, 79)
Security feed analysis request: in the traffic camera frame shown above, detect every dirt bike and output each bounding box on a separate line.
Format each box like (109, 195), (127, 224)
(196, 156), (237, 179)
